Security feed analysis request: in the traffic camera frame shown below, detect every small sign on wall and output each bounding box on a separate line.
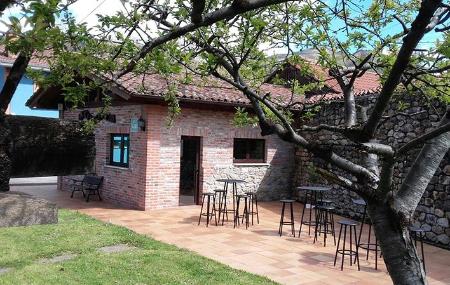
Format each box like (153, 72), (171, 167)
(130, 118), (139, 133)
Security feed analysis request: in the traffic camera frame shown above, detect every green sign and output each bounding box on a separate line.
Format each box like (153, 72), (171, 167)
(130, 118), (139, 132)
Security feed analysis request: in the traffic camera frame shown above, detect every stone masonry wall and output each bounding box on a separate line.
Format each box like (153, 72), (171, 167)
(60, 103), (295, 210)
(293, 94), (450, 248)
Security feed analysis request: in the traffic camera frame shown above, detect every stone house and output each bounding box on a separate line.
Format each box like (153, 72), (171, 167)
(27, 65), (380, 210)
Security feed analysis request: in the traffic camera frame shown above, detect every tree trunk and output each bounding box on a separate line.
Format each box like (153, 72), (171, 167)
(343, 88), (357, 128)
(0, 114), (12, 192)
(368, 201), (426, 285)
(0, 115), (96, 191)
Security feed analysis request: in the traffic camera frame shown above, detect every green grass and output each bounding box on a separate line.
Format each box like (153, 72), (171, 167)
(0, 210), (277, 285)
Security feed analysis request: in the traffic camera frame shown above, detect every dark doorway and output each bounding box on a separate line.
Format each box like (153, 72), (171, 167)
(179, 136), (201, 206)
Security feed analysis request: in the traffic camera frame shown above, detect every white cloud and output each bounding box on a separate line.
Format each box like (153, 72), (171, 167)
(0, 0), (124, 33)
(69, 0), (124, 28)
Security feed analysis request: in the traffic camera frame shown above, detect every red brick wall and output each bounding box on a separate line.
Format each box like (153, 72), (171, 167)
(60, 103), (295, 210)
(144, 105), (294, 209)
(60, 105), (148, 210)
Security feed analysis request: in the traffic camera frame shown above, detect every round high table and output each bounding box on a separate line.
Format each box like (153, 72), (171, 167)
(216, 179), (246, 228)
(296, 185), (332, 236)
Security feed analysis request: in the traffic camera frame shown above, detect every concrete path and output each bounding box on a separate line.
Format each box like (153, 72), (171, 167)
(9, 176), (57, 186)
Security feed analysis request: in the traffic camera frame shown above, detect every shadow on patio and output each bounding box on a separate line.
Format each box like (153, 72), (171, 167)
(12, 184), (450, 285)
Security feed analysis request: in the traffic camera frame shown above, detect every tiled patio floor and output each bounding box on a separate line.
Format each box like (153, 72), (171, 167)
(13, 185), (450, 285)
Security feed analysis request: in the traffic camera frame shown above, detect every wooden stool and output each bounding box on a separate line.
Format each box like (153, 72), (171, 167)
(198, 193), (217, 227)
(334, 220), (360, 271)
(279, 199), (295, 237)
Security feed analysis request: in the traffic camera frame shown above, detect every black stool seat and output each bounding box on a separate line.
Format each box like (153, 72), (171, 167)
(334, 220), (360, 271)
(338, 220), (357, 226)
(280, 199), (296, 203)
(320, 199), (333, 205)
(316, 205), (335, 211)
(279, 199), (295, 237)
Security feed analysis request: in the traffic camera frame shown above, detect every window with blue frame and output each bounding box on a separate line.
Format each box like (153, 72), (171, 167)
(110, 134), (130, 167)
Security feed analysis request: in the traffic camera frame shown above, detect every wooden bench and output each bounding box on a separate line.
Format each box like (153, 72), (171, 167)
(70, 175), (104, 202)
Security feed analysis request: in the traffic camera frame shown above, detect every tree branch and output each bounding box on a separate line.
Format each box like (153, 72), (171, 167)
(0, 53), (31, 114)
(191, 0), (206, 23)
(0, 0), (16, 13)
(397, 120), (450, 155)
(362, 0), (443, 140)
(114, 0), (296, 79)
(394, 107), (450, 217)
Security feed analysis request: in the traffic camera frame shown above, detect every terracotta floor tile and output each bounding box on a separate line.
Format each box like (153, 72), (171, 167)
(13, 185), (450, 285)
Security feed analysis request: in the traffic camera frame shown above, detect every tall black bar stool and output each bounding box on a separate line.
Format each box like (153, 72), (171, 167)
(235, 194), (250, 229)
(297, 186), (331, 237)
(352, 198), (380, 270)
(410, 226), (427, 273)
(279, 199), (295, 237)
(298, 190), (316, 237)
(198, 192), (217, 227)
(213, 189), (227, 225)
(314, 205), (336, 247)
(334, 220), (360, 271)
(245, 191), (259, 225)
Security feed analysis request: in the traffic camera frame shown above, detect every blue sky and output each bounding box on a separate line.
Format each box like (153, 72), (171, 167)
(1, 67), (58, 118)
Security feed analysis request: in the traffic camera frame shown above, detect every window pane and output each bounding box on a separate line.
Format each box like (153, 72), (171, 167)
(233, 139), (247, 159)
(123, 136), (129, 164)
(233, 139), (265, 162)
(249, 140), (264, 159)
(112, 136), (122, 163)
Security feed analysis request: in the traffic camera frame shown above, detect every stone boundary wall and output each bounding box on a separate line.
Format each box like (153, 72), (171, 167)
(293, 94), (450, 248)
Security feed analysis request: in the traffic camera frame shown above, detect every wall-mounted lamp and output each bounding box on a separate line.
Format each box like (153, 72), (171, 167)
(138, 117), (146, 131)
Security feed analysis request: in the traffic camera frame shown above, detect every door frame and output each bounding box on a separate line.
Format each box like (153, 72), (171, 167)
(180, 136), (202, 205)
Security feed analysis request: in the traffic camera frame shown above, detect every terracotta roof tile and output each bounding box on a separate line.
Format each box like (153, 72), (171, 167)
(305, 71), (381, 104)
(0, 47), (50, 69)
(0, 48), (380, 107)
(115, 70), (380, 107)
(115, 72), (306, 108)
